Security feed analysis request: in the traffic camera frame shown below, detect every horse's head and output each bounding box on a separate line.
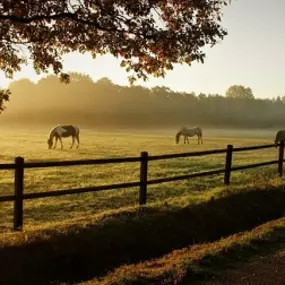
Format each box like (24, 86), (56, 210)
(47, 138), (53, 149)
(274, 131), (282, 148)
(274, 139), (278, 148)
(175, 132), (181, 144)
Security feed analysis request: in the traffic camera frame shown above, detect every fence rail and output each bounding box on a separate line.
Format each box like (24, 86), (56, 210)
(0, 142), (284, 231)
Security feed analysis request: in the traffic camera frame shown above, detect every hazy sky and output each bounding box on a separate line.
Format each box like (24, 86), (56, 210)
(0, 0), (284, 99)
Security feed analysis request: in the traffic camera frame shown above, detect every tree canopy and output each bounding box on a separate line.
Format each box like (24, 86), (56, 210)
(0, 89), (10, 113)
(226, 85), (254, 100)
(0, 0), (231, 85)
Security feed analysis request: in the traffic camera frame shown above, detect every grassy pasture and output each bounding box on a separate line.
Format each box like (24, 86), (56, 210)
(0, 127), (281, 232)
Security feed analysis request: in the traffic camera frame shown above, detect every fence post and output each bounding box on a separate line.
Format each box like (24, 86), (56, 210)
(14, 156), (24, 231)
(224, 144), (233, 185)
(278, 140), (284, 177)
(139, 151), (148, 205)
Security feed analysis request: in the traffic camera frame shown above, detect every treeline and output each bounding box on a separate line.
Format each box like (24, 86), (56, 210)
(1, 73), (285, 129)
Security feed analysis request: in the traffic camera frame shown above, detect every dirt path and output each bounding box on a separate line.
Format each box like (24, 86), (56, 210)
(203, 248), (285, 285)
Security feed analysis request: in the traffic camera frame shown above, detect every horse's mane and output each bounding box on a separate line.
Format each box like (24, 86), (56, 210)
(180, 126), (201, 131)
(176, 130), (182, 136)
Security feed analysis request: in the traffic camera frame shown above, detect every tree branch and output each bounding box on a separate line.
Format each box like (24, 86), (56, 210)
(0, 11), (151, 39)
(0, 12), (117, 33)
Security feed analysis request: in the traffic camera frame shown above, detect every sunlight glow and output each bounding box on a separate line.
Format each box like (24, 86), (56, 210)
(0, 0), (285, 99)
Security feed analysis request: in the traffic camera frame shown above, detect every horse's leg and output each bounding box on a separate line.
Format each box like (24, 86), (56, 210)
(53, 138), (58, 149)
(76, 134), (80, 149)
(70, 136), (75, 149)
(59, 137), (63, 149)
(198, 134), (202, 145)
(187, 137), (189, 144)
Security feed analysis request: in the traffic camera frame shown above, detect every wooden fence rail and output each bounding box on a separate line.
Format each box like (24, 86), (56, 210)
(0, 142), (284, 231)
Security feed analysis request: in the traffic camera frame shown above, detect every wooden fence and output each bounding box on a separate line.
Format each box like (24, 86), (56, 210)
(0, 142), (284, 231)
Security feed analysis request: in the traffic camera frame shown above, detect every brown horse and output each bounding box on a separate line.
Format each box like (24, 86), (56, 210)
(274, 130), (285, 147)
(47, 124), (80, 149)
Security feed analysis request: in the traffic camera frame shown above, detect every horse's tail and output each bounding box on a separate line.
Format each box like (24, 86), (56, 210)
(76, 128), (80, 143)
(77, 128), (80, 144)
(73, 126), (80, 147)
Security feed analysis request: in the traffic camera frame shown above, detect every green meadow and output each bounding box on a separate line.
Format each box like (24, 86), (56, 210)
(0, 127), (281, 231)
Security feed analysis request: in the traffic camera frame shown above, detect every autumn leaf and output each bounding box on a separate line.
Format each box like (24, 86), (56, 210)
(120, 60), (127, 67)
(185, 57), (192, 64)
(128, 76), (136, 85)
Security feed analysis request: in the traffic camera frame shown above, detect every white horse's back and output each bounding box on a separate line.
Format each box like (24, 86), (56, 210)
(176, 126), (203, 144)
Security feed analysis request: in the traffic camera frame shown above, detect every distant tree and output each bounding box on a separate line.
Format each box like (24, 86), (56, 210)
(151, 86), (173, 100)
(9, 78), (35, 89)
(274, 96), (282, 104)
(226, 85), (254, 99)
(198, 93), (207, 100)
(68, 73), (93, 83)
(95, 77), (114, 86)
(178, 91), (197, 100)
(36, 75), (63, 88)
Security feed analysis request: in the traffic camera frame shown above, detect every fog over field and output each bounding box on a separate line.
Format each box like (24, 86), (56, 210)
(1, 74), (285, 134)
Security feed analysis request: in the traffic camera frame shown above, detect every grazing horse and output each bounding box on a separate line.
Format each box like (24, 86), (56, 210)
(274, 130), (285, 147)
(47, 124), (80, 149)
(175, 126), (203, 145)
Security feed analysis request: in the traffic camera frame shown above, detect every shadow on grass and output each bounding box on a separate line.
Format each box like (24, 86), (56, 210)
(0, 187), (285, 285)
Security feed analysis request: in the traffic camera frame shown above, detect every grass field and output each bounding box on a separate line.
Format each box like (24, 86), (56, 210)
(0, 127), (282, 232)
(0, 127), (285, 285)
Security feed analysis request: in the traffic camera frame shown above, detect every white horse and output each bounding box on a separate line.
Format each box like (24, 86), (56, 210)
(47, 124), (80, 149)
(175, 126), (203, 145)
(274, 130), (285, 147)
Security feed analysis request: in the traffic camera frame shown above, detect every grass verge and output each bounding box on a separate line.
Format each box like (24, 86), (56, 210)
(82, 217), (285, 285)
(0, 186), (284, 285)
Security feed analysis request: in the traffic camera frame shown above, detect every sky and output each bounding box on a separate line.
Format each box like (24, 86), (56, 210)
(0, 0), (284, 99)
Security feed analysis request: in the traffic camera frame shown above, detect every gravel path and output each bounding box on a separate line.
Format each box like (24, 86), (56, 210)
(204, 248), (285, 285)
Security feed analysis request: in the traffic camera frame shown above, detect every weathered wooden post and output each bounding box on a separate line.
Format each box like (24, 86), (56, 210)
(224, 144), (233, 185)
(14, 156), (24, 231)
(139, 151), (148, 205)
(278, 140), (284, 177)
